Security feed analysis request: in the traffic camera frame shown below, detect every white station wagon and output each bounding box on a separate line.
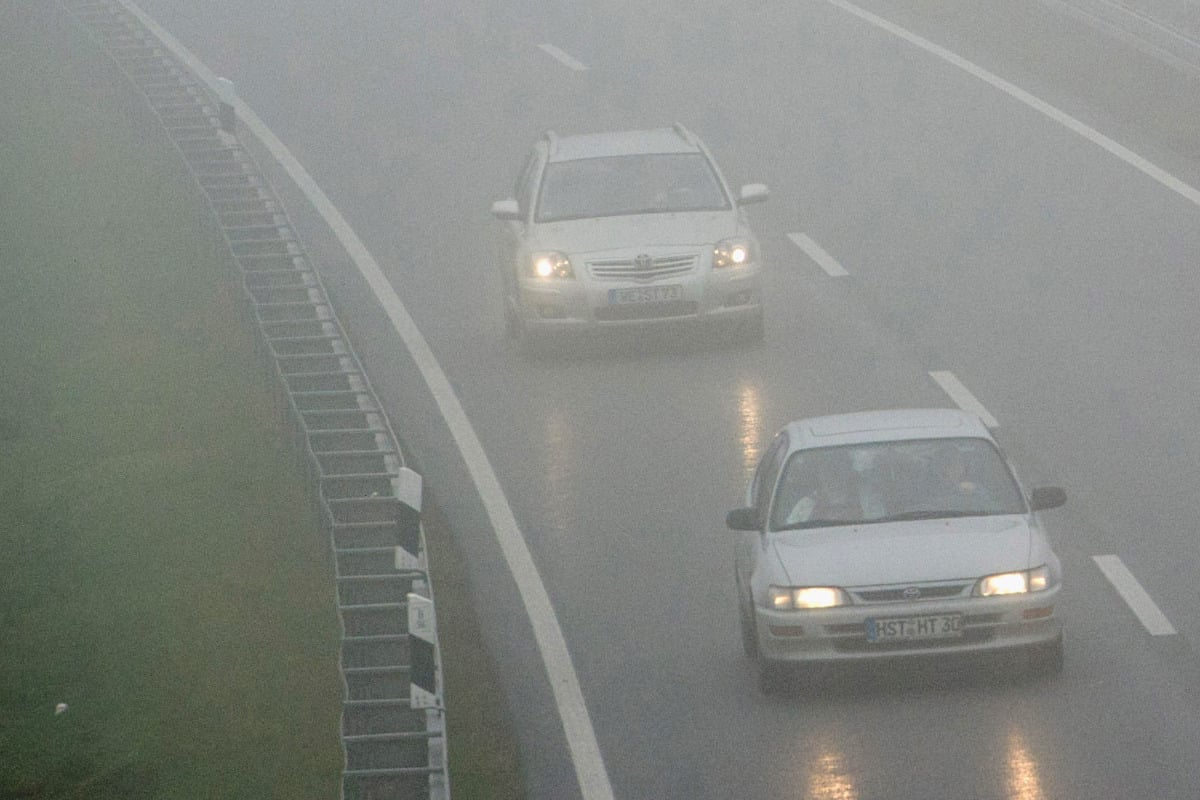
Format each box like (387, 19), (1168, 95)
(491, 124), (767, 352)
(727, 409), (1066, 693)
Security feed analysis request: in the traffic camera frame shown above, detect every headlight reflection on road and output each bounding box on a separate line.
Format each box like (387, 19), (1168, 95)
(1005, 728), (1045, 800)
(804, 746), (858, 800)
(538, 410), (577, 531)
(737, 380), (764, 480)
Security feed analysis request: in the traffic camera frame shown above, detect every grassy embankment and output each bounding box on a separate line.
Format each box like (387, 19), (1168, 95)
(1, 5), (526, 800)
(0, 7), (344, 797)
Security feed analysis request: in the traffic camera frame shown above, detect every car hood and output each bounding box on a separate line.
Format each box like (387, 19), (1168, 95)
(768, 515), (1041, 587)
(532, 211), (741, 254)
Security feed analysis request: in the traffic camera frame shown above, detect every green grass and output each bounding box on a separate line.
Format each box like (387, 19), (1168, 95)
(0, 5), (343, 797)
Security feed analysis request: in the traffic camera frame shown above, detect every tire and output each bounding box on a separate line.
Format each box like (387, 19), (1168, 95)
(735, 311), (765, 346)
(516, 325), (548, 358)
(757, 658), (789, 695)
(503, 299), (520, 339)
(1027, 635), (1064, 677)
(738, 596), (759, 660)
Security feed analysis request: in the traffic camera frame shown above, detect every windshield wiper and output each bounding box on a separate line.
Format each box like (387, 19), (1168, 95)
(775, 518), (866, 531)
(874, 509), (982, 522)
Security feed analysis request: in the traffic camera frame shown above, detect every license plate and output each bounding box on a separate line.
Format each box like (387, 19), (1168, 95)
(608, 284), (683, 305)
(866, 614), (963, 642)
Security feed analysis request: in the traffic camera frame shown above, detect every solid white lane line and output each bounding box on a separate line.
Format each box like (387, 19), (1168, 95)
(538, 43), (588, 71)
(825, 0), (1200, 209)
(788, 232), (849, 276)
(928, 371), (999, 429)
(122, 4), (614, 798)
(1093, 555), (1177, 636)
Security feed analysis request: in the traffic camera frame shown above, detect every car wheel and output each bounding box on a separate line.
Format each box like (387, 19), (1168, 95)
(1027, 634), (1064, 677)
(736, 312), (764, 346)
(738, 594), (759, 659)
(503, 299), (520, 339)
(516, 324), (548, 357)
(757, 658), (789, 695)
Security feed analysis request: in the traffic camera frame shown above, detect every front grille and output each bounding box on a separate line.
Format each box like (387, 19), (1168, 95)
(851, 582), (972, 604)
(587, 253), (697, 281)
(594, 301), (698, 322)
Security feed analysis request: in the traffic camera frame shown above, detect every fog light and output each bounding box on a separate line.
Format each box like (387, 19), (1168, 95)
(767, 624), (805, 637)
(1022, 607), (1054, 620)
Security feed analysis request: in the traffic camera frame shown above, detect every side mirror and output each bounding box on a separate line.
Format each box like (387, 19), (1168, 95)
(726, 507), (759, 531)
(491, 198), (521, 221)
(736, 183), (769, 206)
(1029, 486), (1066, 512)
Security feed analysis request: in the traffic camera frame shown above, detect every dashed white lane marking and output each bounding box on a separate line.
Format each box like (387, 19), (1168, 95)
(1093, 555), (1178, 636)
(825, 0), (1200, 209)
(538, 43), (588, 71)
(928, 371), (999, 429)
(122, 4), (614, 799)
(788, 232), (849, 277)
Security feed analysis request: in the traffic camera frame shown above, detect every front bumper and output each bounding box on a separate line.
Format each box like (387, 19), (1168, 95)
(515, 264), (762, 334)
(754, 587), (1062, 665)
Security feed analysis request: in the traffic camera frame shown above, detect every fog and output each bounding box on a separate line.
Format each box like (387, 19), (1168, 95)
(127, 0), (1200, 797)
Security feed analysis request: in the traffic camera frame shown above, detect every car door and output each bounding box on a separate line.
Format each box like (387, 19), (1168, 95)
(740, 431), (790, 587)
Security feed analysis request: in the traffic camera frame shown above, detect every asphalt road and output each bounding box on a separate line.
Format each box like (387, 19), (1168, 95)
(124, 1), (1200, 797)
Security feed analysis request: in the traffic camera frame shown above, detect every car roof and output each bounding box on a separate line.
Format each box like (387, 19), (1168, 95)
(784, 408), (992, 450)
(547, 126), (701, 163)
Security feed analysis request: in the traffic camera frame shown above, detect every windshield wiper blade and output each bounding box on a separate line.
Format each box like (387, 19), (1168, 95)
(876, 509), (981, 522)
(775, 518), (865, 531)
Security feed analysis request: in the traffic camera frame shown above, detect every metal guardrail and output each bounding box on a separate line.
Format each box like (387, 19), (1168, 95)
(58, 3), (450, 798)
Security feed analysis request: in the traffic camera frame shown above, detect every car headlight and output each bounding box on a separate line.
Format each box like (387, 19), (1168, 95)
(768, 586), (848, 610)
(713, 239), (752, 269)
(975, 565), (1051, 596)
(529, 251), (575, 279)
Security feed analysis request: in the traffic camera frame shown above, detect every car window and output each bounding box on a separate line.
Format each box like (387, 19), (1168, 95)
(534, 153), (730, 223)
(752, 432), (789, 525)
(770, 438), (1027, 530)
(516, 151), (539, 216)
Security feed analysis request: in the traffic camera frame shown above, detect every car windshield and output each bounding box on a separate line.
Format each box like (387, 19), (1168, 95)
(535, 153), (730, 222)
(769, 437), (1027, 530)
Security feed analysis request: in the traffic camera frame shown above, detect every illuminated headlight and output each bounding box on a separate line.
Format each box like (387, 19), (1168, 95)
(768, 586), (848, 610)
(976, 566), (1051, 596)
(529, 251), (574, 279)
(713, 239), (752, 269)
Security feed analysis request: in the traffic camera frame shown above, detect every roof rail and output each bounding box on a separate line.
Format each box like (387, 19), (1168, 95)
(540, 129), (559, 156)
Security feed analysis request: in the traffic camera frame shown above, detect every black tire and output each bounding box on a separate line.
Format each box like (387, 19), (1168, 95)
(739, 596), (759, 660)
(757, 658), (789, 695)
(503, 300), (520, 339)
(1027, 634), (1064, 677)
(735, 312), (765, 346)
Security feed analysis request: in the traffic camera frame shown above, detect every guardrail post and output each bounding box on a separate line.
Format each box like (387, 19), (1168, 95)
(394, 467), (424, 570)
(407, 592), (440, 710)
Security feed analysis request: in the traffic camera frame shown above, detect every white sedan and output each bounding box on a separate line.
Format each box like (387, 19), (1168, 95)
(727, 408), (1066, 693)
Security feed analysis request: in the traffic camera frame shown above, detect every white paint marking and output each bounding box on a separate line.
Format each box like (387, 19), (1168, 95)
(825, 0), (1200, 209)
(1093, 555), (1177, 636)
(788, 232), (849, 277)
(928, 371), (999, 429)
(119, 3), (614, 798)
(538, 43), (588, 71)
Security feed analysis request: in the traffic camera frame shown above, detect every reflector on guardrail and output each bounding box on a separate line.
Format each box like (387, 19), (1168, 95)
(408, 592), (439, 709)
(394, 466), (424, 570)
